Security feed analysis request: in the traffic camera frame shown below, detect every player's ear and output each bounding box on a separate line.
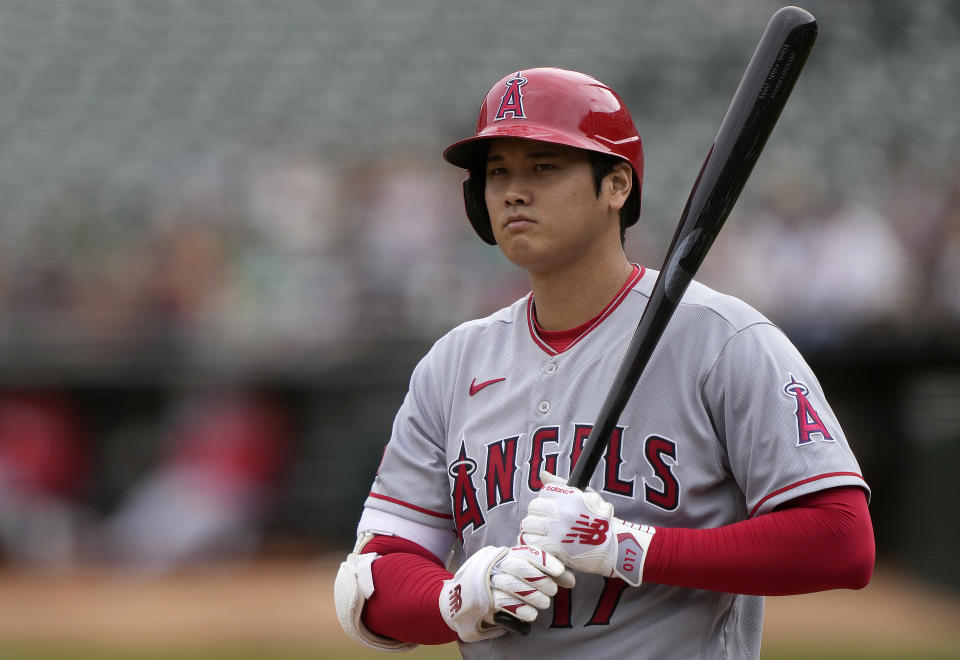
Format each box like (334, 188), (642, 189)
(606, 162), (633, 212)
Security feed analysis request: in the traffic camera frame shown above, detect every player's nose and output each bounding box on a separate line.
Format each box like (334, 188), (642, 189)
(502, 178), (532, 207)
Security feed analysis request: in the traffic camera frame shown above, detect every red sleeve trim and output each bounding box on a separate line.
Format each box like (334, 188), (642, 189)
(368, 492), (453, 520)
(749, 472), (865, 517)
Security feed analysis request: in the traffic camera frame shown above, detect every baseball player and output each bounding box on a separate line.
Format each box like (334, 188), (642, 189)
(334, 68), (874, 659)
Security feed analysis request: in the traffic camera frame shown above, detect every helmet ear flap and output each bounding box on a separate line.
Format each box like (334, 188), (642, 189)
(463, 175), (496, 245)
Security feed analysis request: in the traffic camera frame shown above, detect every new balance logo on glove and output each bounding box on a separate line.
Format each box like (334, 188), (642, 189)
(563, 514), (609, 545)
(449, 584), (463, 616)
(521, 471), (656, 589)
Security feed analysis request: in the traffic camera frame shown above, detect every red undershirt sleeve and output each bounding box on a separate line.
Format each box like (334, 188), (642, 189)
(358, 486), (873, 644)
(359, 535), (458, 645)
(644, 485), (874, 595)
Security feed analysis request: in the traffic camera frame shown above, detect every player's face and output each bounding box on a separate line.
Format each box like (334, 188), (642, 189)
(484, 138), (629, 274)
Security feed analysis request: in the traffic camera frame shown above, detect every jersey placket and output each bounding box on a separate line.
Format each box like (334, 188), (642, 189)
(510, 349), (566, 538)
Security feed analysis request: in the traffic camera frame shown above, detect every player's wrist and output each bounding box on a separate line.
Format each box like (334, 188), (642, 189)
(607, 519), (656, 586)
(439, 546), (509, 642)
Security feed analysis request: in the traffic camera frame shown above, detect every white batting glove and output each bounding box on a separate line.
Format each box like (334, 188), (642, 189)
(439, 544), (575, 642)
(520, 471), (655, 587)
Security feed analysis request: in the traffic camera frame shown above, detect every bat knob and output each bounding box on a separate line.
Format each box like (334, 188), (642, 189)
(493, 611), (532, 635)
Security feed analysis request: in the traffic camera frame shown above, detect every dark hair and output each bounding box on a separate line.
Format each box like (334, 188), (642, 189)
(588, 151), (641, 245)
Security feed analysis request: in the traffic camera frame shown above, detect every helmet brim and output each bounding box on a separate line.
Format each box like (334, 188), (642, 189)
(443, 122), (634, 171)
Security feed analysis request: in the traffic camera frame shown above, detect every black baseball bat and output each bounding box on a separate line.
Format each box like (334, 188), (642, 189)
(496, 5), (817, 634)
(568, 5), (817, 490)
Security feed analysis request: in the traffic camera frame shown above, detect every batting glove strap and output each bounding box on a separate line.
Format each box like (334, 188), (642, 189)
(520, 471), (655, 588)
(609, 520), (656, 587)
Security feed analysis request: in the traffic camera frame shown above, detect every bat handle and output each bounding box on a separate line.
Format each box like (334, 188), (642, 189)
(493, 611), (532, 635)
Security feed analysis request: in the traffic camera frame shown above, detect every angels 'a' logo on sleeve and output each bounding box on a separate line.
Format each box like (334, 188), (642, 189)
(783, 375), (835, 446)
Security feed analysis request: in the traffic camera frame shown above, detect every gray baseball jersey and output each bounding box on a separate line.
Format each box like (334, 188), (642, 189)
(361, 265), (868, 659)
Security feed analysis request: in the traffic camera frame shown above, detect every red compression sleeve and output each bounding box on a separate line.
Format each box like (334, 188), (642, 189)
(359, 535), (458, 645)
(644, 486), (874, 595)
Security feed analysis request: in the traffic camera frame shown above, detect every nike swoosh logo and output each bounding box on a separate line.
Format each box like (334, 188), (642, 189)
(469, 377), (506, 396)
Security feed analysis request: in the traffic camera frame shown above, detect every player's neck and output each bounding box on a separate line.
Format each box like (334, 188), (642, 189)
(528, 253), (634, 332)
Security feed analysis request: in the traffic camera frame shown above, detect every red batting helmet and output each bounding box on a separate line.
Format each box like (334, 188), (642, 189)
(443, 67), (643, 245)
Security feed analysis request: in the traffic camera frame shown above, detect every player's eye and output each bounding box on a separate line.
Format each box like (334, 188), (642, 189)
(532, 162), (557, 172)
(487, 166), (507, 177)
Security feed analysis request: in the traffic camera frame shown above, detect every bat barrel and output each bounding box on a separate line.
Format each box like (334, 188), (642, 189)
(668, 6), (817, 284)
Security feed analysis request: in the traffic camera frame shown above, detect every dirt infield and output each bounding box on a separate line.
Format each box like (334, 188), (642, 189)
(0, 556), (957, 655)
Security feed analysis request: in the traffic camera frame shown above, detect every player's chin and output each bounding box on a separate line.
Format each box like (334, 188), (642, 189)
(497, 238), (550, 271)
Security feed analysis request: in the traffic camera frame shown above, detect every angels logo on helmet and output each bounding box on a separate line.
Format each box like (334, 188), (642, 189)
(494, 73), (527, 121)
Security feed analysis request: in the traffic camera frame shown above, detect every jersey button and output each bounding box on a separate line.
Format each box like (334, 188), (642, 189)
(538, 400), (550, 413)
(545, 363), (557, 374)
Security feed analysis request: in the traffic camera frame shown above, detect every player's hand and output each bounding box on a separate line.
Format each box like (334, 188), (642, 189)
(520, 470), (655, 587)
(439, 544), (575, 642)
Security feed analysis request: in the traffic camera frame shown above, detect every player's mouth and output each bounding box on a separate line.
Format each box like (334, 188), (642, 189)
(503, 214), (536, 230)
